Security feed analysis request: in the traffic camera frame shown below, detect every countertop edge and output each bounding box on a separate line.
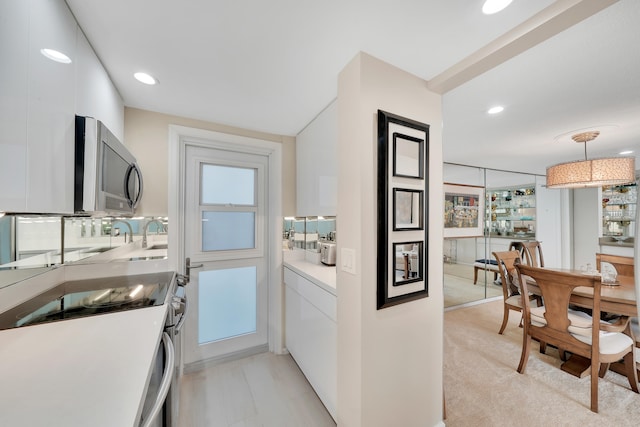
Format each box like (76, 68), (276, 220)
(283, 259), (336, 296)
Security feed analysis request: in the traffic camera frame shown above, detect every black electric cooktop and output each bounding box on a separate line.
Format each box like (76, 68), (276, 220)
(0, 272), (175, 330)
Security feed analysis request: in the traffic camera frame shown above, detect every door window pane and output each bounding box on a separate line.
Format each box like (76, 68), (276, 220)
(198, 267), (257, 344)
(201, 165), (255, 205)
(202, 212), (255, 251)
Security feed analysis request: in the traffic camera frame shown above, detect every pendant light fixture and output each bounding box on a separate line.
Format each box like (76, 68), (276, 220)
(546, 131), (635, 189)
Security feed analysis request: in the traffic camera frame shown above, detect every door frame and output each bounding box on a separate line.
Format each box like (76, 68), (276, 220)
(168, 125), (284, 358)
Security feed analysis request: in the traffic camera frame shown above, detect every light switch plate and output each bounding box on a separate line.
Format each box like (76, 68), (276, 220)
(341, 248), (356, 274)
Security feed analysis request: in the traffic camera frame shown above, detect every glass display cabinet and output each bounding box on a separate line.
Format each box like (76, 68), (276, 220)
(601, 183), (637, 244)
(487, 185), (536, 238)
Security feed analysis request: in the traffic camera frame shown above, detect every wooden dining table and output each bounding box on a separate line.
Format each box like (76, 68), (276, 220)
(526, 269), (638, 379)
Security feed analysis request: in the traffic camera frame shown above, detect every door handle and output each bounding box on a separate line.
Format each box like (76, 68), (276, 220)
(140, 332), (174, 427)
(185, 257), (204, 283)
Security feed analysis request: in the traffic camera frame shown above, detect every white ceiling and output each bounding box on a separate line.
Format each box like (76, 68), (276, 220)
(65, 0), (640, 176)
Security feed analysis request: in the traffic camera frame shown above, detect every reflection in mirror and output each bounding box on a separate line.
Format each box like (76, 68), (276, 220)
(393, 241), (423, 286)
(283, 216), (336, 251)
(0, 214), (168, 290)
(393, 189), (423, 230)
(442, 162), (541, 309)
(286, 217), (306, 249)
(318, 216), (336, 241)
(283, 217), (295, 240)
(305, 216), (318, 252)
(393, 133), (424, 178)
(486, 169), (536, 239)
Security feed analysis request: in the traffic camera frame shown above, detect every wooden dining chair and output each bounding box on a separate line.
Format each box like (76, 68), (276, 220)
(520, 240), (544, 267)
(595, 253), (639, 375)
(492, 250), (541, 335)
(595, 253), (634, 281)
(514, 264), (638, 413)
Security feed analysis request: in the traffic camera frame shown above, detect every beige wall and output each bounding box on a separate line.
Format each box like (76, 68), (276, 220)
(123, 107), (296, 216)
(337, 52), (444, 426)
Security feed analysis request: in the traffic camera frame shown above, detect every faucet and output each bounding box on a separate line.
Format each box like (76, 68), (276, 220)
(143, 219), (165, 248)
(111, 219), (133, 243)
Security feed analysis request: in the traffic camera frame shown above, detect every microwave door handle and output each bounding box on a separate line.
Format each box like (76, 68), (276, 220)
(125, 162), (144, 209)
(141, 332), (175, 427)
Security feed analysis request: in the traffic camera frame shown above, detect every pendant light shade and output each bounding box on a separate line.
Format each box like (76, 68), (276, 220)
(546, 131), (635, 189)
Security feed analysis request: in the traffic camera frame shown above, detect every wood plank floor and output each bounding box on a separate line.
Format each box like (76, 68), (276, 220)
(177, 351), (336, 427)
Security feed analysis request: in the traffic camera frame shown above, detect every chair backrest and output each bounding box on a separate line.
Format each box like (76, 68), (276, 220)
(508, 241), (524, 257)
(515, 264), (600, 360)
(520, 241), (544, 267)
(492, 250), (522, 300)
(595, 253), (634, 280)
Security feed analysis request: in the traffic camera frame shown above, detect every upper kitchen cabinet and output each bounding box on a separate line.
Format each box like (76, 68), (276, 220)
(0, 0), (124, 214)
(25, 0), (77, 213)
(0, 0), (30, 211)
(75, 29), (124, 141)
(296, 100), (337, 216)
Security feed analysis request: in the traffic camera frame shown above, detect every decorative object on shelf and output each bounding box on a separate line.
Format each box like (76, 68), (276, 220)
(377, 110), (429, 309)
(443, 184), (484, 238)
(546, 130), (635, 189)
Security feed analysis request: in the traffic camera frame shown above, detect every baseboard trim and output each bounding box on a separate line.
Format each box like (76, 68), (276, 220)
(183, 344), (270, 374)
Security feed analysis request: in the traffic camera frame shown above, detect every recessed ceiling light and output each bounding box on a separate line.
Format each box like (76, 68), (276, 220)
(40, 48), (72, 64)
(482, 0), (513, 15)
(487, 106), (504, 114)
(134, 72), (158, 85)
(620, 150), (634, 155)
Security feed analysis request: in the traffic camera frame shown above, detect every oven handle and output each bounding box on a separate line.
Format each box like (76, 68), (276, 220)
(174, 293), (188, 334)
(141, 332), (175, 427)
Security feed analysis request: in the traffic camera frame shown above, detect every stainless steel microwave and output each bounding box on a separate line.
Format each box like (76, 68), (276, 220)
(74, 115), (143, 216)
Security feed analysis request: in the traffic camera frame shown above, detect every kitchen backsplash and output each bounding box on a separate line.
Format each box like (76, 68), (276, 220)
(0, 214), (168, 268)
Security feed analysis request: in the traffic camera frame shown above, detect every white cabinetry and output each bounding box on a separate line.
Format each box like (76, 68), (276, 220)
(284, 267), (336, 420)
(0, 0), (29, 210)
(26, 0), (77, 213)
(0, 0), (124, 213)
(296, 100), (337, 216)
(75, 29), (124, 140)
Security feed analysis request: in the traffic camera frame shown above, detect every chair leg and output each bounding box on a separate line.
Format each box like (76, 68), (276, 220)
(558, 348), (568, 361)
(498, 306), (509, 335)
(473, 267), (478, 285)
(590, 362), (599, 413)
(539, 341), (547, 354)
(598, 363), (609, 378)
(517, 334), (531, 373)
(622, 351), (639, 393)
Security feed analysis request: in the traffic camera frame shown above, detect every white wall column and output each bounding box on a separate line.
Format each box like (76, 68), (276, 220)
(336, 52), (444, 427)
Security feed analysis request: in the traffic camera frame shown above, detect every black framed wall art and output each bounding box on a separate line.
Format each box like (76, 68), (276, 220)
(377, 110), (430, 309)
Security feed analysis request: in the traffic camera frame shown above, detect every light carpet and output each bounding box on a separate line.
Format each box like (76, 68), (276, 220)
(444, 299), (640, 426)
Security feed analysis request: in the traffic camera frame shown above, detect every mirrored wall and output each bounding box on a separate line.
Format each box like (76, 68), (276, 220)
(0, 214), (168, 289)
(283, 216), (336, 252)
(443, 163), (544, 308)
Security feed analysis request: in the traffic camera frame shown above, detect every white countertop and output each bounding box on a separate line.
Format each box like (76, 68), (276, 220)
(0, 305), (167, 427)
(283, 255), (336, 296)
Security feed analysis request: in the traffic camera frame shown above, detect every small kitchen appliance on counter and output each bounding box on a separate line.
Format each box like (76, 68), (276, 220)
(320, 242), (336, 266)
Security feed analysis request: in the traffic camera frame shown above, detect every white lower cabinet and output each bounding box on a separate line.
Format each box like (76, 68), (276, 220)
(284, 267), (336, 420)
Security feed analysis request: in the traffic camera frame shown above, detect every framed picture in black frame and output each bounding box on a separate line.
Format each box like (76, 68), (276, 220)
(377, 110), (430, 310)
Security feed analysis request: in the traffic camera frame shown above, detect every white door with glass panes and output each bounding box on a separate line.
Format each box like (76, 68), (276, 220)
(183, 144), (269, 363)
